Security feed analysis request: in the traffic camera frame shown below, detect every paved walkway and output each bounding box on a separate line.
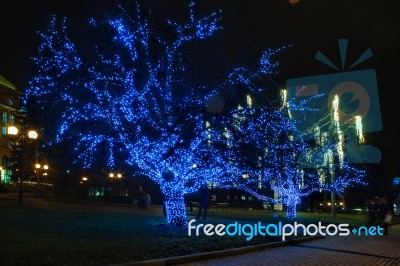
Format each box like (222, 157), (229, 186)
(178, 225), (400, 266)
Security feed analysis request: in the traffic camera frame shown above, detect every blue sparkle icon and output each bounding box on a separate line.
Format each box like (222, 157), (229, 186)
(352, 228), (357, 234)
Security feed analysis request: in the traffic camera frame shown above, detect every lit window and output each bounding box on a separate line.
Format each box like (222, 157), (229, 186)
(2, 113), (7, 124)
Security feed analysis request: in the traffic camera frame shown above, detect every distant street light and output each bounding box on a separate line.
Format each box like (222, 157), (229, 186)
(108, 171), (123, 196)
(28, 131), (38, 140)
(109, 172), (122, 179)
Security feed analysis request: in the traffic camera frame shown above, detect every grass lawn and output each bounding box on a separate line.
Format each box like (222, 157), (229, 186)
(0, 194), (279, 266)
(0, 193), (398, 266)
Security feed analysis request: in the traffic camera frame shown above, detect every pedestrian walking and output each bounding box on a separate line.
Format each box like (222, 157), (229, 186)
(195, 183), (209, 220)
(137, 186), (150, 209)
(384, 210), (393, 235)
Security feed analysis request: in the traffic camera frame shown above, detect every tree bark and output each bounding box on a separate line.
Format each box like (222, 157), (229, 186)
(331, 191), (336, 217)
(286, 200), (297, 219)
(162, 187), (187, 226)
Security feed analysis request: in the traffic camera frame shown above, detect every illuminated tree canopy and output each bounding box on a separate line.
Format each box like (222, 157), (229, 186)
(25, 1), (225, 225)
(206, 51), (367, 219)
(208, 96), (320, 219)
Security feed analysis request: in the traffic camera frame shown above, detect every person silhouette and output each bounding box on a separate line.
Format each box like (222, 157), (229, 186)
(195, 183), (209, 220)
(384, 210), (393, 235)
(137, 186), (149, 209)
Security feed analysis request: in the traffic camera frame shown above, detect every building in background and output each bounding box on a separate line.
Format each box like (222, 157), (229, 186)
(0, 74), (21, 183)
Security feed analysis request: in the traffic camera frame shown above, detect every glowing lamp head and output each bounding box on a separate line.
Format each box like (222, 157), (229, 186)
(43, 164), (49, 170)
(117, 173), (122, 178)
(109, 173), (114, 178)
(7, 126), (18, 136)
(28, 130), (38, 139)
(82, 177), (88, 181)
(35, 163), (41, 169)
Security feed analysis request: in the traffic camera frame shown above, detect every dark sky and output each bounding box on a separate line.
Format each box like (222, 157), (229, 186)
(0, 0), (399, 166)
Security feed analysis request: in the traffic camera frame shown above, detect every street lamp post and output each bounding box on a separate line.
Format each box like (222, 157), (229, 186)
(109, 172), (123, 196)
(35, 163), (49, 198)
(8, 126), (38, 207)
(116, 173), (122, 196)
(35, 163), (40, 196)
(242, 173), (249, 211)
(80, 176), (88, 197)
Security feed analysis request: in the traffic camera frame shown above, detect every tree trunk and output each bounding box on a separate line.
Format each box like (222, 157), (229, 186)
(162, 187), (187, 226)
(331, 191), (336, 218)
(285, 201), (297, 219)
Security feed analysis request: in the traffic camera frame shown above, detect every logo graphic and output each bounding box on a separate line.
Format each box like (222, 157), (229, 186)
(286, 39), (382, 164)
(188, 220), (384, 241)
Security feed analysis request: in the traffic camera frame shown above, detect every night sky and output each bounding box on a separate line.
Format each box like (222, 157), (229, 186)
(0, 0), (399, 179)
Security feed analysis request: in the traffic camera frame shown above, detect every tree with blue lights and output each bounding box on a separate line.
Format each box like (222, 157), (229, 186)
(211, 95), (320, 219)
(209, 49), (366, 219)
(25, 2), (226, 225)
(206, 49), (317, 219)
